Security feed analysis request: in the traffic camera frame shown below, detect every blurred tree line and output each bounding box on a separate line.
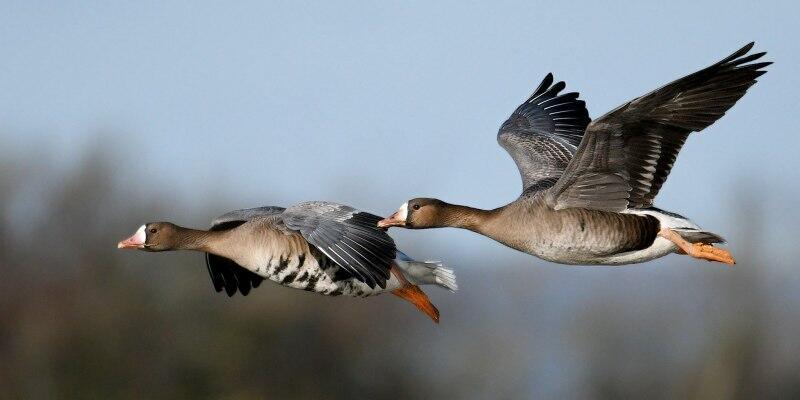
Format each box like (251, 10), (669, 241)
(0, 145), (798, 399)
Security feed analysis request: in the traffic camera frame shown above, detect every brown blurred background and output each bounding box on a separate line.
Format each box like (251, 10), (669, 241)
(1, 144), (798, 399)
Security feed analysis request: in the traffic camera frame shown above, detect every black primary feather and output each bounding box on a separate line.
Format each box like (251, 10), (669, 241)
(282, 202), (395, 289)
(497, 73), (591, 194)
(550, 43), (770, 211)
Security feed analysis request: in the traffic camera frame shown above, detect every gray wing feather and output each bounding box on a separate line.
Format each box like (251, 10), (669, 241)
(497, 73), (591, 194)
(282, 201), (395, 289)
(550, 43), (769, 211)
(211, 206), (286, 227)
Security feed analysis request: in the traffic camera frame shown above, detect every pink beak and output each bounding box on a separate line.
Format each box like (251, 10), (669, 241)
(117, 225), (146, 249)
(377, 212), (405, 229)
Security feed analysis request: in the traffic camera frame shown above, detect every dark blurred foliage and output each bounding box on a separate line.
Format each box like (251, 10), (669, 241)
(1, 145), (799, 399)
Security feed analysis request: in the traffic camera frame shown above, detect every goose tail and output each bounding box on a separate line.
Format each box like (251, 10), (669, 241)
(429, 262), (458, 292)
(626, 207), (726, 244)
(672, 228), (725, 244)
(395, 251), (458, 292)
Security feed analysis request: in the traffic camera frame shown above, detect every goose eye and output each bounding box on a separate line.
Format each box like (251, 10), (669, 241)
(149, 228), (157, 234)
(412, 204), (420, 210)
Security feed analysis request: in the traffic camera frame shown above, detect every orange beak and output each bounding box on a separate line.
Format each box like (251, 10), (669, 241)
(117, 225), (146, 249)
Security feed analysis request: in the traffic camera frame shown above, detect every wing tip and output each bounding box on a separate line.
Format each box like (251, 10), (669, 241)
(530, 73), (555, 98)
(722, 42), (771, 69)
(725, 41), (755, 62)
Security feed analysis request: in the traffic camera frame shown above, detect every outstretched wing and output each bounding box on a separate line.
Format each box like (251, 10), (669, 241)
(282, 201), (395, 289)
(549, 43), (770, 211)
(206, 206), (286, 296)
(497, 73), (591, 194)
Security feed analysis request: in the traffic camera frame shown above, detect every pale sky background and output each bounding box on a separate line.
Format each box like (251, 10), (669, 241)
(1, 3), (798, 397)
(0, 1), (797, 265)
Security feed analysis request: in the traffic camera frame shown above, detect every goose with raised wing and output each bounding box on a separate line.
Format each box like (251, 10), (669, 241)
(118, 202), (456, 322)
(379, 43), (770, 266)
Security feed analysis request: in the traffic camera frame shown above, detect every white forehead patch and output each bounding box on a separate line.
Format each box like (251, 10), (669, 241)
(397, 202), (408, 221)
(133, 224), (147, 244)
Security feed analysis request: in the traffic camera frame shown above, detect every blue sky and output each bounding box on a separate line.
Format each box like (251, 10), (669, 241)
(2, 4), (798, 397)
(1, 1), (797, 263)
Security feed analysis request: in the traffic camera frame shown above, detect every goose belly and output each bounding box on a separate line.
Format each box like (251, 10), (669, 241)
(517, 208), (665, 265)
(245, 251), (400, 297)
(591, 236), (677, 265)
(527, 237), (672, 265)
(528, 241), (676, 265)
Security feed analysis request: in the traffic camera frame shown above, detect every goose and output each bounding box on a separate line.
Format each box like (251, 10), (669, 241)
(379, 43), (770, 266)
(118, 202), (457, 322)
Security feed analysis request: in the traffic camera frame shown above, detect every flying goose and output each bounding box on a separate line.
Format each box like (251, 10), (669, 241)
(379, 43), (770, 266)
(118, 202), (456, 322)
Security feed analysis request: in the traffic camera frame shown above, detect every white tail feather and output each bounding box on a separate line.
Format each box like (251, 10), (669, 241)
(428, 261), (458, 292)
(624, 207), (725, 244)
(396, 259), (458, 292)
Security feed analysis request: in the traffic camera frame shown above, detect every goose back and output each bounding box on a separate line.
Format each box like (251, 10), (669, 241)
(205, 203), (398, 296)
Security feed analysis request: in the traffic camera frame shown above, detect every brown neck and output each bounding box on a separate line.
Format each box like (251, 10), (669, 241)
(432, 201), (531, 251)
(435, 203), (501, 233)
(172, 226), (226, 252)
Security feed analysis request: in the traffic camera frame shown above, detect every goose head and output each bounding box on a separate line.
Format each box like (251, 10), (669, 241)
(117, 222), (182, 251)
(378, 198), (447, 229)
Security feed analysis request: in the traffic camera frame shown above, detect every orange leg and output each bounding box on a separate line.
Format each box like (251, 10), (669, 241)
(390, 266), (440, 323)
(658, 228), (736, 265)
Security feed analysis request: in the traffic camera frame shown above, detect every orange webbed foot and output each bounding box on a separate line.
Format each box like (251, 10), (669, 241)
(658, 228), (736, 265)
(690, 243), (736, 265)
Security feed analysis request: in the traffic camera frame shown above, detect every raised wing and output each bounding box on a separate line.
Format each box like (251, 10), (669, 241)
(206, 206), (286, 296)
(498, 73), (591, 194)
(550, 43), (769, 211)
(282, 201), (395, 289)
